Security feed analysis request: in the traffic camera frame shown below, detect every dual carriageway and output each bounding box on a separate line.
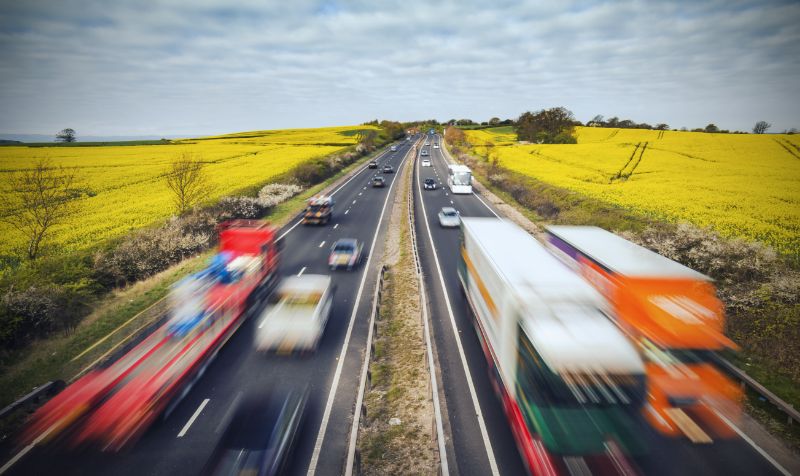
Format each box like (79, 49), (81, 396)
(2, 135), (794, 476)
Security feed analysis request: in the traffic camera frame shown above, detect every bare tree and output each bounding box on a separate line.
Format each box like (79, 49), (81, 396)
(56, 128), (76, 143)
(165, 152), (211, 214)
(0, 158), (79, 259)
(752, 121), (771, 134)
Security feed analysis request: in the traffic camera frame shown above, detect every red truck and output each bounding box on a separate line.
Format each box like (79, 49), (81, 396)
(23, 220), (280, 451)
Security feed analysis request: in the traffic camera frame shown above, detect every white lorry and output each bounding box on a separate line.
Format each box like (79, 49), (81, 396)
(256, 275), (333, 353)
(457, 217), (646, 467)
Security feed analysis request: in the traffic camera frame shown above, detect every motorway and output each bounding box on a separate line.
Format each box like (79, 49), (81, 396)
(411, 135), (789, 476)
(3, 132), (794, 476)
(3, 138), (417, 476)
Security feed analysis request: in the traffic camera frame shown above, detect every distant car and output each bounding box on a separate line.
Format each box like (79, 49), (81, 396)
(423, 178), (437, 190)
(421, 149), (429, 156)
(421, 159), (431, 167)
(390, 145), (397, 151)
(368, 161), (378, 169)
(438, 207), (460, 228)
(204, 389), (307, 476)
(424, 142), (430, 146)
(433, 143), (440, 149)
(329, 239), (364, 270)
(382, 164), (394, 173)
(255, 275), (334, 353)
(372, 175), (386, 187)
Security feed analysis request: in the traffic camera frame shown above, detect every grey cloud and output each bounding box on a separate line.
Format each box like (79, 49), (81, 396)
(0, 0), (798, 136)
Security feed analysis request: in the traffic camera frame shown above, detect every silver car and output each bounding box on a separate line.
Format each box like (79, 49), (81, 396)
(438, 207), (460, 228)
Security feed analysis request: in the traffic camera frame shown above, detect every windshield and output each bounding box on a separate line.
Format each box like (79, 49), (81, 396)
(453, 171), (471, 185)
(442, 210), (457, 217)
(333, 242), (354, 252)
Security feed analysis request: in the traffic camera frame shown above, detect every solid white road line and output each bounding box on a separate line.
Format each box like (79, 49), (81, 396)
(307, 143), (412, 476)
(298, 266), (307, 276)
(413, 147), (452, 475)
(714, 410), (791, 476)
(177, 398), (210, 438)
(416, 146), (500, 475)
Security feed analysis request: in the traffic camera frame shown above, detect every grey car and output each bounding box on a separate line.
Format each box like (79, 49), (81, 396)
(438, 207), (460, 228)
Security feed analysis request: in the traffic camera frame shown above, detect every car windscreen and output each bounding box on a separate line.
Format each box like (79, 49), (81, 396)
(442, 210), (457, 217)
(333, 243), (354, 252)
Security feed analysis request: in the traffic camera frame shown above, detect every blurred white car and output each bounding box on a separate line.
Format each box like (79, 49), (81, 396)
(256, 275), (333, 353)
(433, 144), (439, 149)
(438, 207), (460, 228)
(421, 159), (431, 167)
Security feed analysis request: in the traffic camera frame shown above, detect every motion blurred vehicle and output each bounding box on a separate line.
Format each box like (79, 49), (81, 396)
(423, 178), (437, 190)
(256, 275), (333, 353)
(372, 175), (386, 187)
(382, 164), (394, 173)
(433, 143), (440, 149)
(447, 164), (472, 194)
(459, 218), (646, 473)
(302, 195), (334, 225)
(368, 160), (378, 169)
(421, 149), (429, 156)
(438, 207), (460, 227)
(421, 158), (431, 167)
(24, 220), (280, 451)
(546, 225), (743, 443)
(329, 238), (363, 270)
(204, 389), (307, 476)
(390, 145), (397, 151)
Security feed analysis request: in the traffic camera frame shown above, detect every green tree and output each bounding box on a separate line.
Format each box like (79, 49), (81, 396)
(514, 107), (577, 143)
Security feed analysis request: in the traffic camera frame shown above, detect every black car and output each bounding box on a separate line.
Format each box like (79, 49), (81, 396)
(204, 389), (308, 476)
(382, 164), (394, 173)
(423, 178), (437, 190)
(372, 175), (386, 187)
(367, 161), (378, 169)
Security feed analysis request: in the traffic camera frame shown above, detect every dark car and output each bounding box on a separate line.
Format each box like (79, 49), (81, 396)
(382, 164), (394, 173)
(372, 175), (386, 187)
(204, 389), (307, 476)
(367, 161), (378, 169)
(423, 178), (437, 190)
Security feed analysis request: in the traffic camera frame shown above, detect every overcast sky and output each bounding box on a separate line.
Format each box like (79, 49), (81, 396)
(1, 0), (798, 137)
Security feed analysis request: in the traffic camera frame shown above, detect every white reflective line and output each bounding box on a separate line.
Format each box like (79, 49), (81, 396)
(319, 241), (326, 248)
(333, 223), (339, 229)
(309, 144), (413, 476)
(177, 398), (210, 438)
(713, 410), (791, 476)
(473, 193), (500, 218)
(415, 148), (499, 475)
(344, 209), (349, 215)
(352, 200), (357, 204)
(298, 266), (307, 276)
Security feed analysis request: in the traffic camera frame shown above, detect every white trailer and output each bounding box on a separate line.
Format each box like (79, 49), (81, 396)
(457, 217), (647, 461)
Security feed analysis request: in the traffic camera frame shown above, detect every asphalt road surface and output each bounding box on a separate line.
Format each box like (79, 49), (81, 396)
(3, 138), (417, 476)
(411, 135), (788, 476)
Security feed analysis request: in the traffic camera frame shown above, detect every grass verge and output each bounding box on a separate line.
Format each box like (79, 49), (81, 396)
(359, 152), (435, 474)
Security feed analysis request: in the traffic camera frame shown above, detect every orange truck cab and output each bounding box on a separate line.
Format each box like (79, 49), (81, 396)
(545, 225), (742, 443)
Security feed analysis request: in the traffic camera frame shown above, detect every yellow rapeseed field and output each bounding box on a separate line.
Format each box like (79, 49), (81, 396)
(465, 126), (800, 253)
(0, 126), (375, 256)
